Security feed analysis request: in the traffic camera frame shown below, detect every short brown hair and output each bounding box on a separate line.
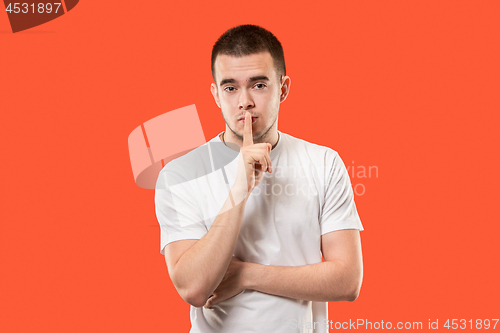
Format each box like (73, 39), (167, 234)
(211, 25), (286, 81)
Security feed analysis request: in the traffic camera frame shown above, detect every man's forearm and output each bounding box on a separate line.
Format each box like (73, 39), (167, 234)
(172, 188), (248, 306)
(242, 260), (363, 302)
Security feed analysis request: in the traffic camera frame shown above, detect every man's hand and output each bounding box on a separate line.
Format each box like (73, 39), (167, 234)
(234, 111), (273, 196)
(204, 256), (246, 308)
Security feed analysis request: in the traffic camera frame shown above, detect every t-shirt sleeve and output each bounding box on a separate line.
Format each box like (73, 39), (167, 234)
(319, 150), (364, 235)
(155, 168), (208, 255)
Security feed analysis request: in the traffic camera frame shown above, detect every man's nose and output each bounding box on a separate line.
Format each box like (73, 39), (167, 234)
(238, 90), (255, 110)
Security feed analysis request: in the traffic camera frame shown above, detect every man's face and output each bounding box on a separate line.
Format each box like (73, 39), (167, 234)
(211, 51), (289, 143)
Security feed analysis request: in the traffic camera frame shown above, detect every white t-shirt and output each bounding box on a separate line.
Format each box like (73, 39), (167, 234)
(155, 131), (364, 333)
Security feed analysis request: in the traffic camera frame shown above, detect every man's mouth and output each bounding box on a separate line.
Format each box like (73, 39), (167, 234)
(238, 116), (258, 123)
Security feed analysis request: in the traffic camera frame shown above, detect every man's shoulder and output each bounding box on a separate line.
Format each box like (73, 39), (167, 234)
(157, 134), (235, 187)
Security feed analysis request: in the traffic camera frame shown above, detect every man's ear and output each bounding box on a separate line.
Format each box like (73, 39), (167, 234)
(211, 83), (221, 108)
(279, 76), (291, 103)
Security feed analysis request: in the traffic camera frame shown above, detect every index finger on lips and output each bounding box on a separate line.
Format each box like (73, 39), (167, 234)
(243, 112), (253, 147)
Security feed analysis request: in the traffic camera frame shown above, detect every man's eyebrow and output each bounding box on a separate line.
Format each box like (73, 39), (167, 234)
(219, 76), (270, 87)
(219, 78), (237, 86)
(248, 75), (270, 82)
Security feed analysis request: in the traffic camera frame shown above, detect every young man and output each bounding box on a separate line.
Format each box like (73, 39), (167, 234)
(155, 24), (364, 332)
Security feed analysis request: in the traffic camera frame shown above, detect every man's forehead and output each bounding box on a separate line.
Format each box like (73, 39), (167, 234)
(214, 52), (277, 82)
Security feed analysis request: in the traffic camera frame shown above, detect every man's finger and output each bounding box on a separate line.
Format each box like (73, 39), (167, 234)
(204, 295), (219, 308)
(243, 111), (253, 147)
(266, 143), (272, 173)
(205, 293), (232, 308)
(204, 295), (215, 309)
(265, 148), (272, 173)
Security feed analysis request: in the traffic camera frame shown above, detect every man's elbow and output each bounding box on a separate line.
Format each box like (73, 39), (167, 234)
(179, 287), (209, 308)
(345, 284), (361, 302)
(326, 277), (361, 302)
(345, 274), (362, 302)
(169, 270), (211, 307)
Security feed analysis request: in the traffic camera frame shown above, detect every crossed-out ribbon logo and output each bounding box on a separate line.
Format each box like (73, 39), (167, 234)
(3, 0), (78, 33)
(128, 105), (207, 190)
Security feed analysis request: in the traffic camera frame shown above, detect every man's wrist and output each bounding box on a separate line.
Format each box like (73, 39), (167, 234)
(241, 262), (259, 290)
(230, 186), (250, 206)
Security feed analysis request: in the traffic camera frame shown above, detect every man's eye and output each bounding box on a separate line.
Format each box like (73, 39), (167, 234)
(255, 83), (266, 89)
(224, 87), (235, 92)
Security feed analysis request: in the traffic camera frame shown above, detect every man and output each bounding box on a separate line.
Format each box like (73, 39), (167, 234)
(155, 24), (364, 332)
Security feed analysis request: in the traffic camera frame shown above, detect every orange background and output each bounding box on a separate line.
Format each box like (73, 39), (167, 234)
(1, 1), (499, 332)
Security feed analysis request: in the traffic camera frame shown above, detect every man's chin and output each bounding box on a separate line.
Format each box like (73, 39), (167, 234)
(227, 124), (267, 142)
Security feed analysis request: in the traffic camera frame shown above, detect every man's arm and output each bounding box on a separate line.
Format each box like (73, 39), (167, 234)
(164, 112), (273, 308)
(204, 229), (362, 307)
(165, 190), (247, 308)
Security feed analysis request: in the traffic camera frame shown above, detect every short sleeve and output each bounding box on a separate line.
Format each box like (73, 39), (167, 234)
(319, 150), (364, 235)
(155, 168), (208, 255)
